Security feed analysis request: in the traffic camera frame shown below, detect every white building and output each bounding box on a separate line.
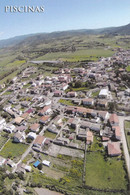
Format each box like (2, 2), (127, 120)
(0, 118), (6, 131)
(42, 160), (51, 167)
(27, 132), (37, 140)
(4, 124), (16, 133)
(99, 89), (111, 99)
(0, 156), (6, 166)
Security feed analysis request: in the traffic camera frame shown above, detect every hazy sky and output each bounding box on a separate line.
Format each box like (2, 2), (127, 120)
(0, 0), (130, 40)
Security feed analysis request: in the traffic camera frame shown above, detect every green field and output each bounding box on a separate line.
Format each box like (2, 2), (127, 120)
(34, 49), (114, 62)
(85, 152), (127, 190)
(91, 90), (100, 97)
(0, 140), (28, 162)
(124, 121), (130, 153)
(72, 87), (88, 91)
(59, 99), (75, 106)
(126, 65), (130, 72)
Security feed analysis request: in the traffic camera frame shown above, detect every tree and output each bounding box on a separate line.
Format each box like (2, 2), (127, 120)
(109, 102), (116, 112)
(74, 80), (82, 88)
(17, 172), (25, 180)
(38, 163), (42, 170)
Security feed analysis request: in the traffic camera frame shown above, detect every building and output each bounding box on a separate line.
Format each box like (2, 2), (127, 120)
(54, 90), (62, 97)
(39, 106), (52, 116)
(82, 98), (94, 106)
(33, 135), (46, 148)
(27, 132), (37, 140)
(112, 126), (121, 141)
(47, 124), (58, 134)
(14, 117), (24, 126)
(124, 88), (130, 96)
(39, 115), (50, 124)
(33, 160), (40, 168)
(77, 128), (87, 140)
(68, 117), (80, 129)
(0, 118), (6, 131)
(107, 142), (121, 157)
(30, 123), (40, 133)
(13, 132), (25, 143)
(4, 124), (16, 133)
(109, 114), (119, 126)
(67, 91), (77, 98)
(0, 156), (6, 166)
(99, 89), (110, 99)
(86, 131), (93, 145)
(97, 99), (108, 107)
(42, 160), (51, 167)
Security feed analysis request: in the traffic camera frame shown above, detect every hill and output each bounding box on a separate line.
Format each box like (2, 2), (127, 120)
(0, 23), (130, 49)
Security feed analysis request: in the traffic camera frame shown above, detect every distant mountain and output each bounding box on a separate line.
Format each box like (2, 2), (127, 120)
(0, 23), (129, 49)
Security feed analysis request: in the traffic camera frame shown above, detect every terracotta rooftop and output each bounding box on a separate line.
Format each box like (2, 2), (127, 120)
(34, 135), (45, 145)
(30, 123), (40, 131)
(109, 114), (119, 124)
(40, 115), (50, 122)
(113, 126), (121, 138)
(108, 142), (121, 156)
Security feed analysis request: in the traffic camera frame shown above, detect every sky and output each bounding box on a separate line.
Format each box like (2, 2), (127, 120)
(0, 0), (130, 40)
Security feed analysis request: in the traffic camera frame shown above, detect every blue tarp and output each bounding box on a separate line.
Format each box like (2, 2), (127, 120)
(33, 160), (40, 167)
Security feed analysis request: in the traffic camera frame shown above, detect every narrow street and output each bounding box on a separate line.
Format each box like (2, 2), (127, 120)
(118, 116), (130, 178)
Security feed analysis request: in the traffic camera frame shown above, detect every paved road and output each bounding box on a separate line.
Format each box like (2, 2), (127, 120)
(118, 116), (130, 178)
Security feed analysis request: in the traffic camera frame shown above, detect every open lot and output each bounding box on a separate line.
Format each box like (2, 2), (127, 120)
(0, 140), (29, 162)
(85, 152), (127, 190)
(47, 143), (84, 158)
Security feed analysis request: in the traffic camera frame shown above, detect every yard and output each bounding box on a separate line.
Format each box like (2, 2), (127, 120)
(126, 65), (130, 72)
(0, 140), (29, 162)
(91, 90), (100, 97)
(87, 136), (104, 152)
(124, 120), (130, 153)
(59, 99), (75, 106)
(0, 135), (8, 150)
(44, 131), (57, 139)
(28, 154), (84, 194)
(85, 152), (127, 190)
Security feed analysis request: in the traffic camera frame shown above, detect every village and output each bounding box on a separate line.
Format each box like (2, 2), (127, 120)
(0, 48), (130, 194)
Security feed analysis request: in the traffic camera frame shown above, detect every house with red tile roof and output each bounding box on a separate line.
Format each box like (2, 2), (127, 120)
(33, 135), (46, 148)
(109, 113), (119, 126)
(67, 91), (77, 97)
(39, 115), (50, 124)
(86, 130), (93, 145)
(39, 106), (52, 116)
(54, 90), (62, 97)
(30, 123), (40, 132)
(82, 98), (94, 106)
(107, 142), (121, 157)
(112, 126), (121, 141)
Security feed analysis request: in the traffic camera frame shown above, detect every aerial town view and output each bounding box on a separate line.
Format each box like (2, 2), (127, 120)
(0, 0), (130, 195)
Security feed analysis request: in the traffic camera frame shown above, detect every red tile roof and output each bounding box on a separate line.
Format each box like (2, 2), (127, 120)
(108, 142), (121, 156)
(109, 114), (119, 124)
(30, 123), (40, 131)
(34, 135), (45, 145)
